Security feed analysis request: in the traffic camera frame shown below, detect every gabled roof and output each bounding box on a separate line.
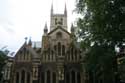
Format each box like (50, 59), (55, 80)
(15, 42), (39, 59)
(48, 27), (71, 36)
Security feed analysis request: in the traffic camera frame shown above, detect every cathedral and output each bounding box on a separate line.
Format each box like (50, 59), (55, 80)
(3, 4), (85, 83)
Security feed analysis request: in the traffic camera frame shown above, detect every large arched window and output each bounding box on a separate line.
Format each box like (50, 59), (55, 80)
(47, 70), (50, 83)
(58, 42), (61, 56)
(16, 72), (19, 83)
(21, 70), (25, 83)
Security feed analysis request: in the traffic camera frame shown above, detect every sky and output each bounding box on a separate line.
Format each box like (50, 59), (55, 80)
(0, 0), (78, 54)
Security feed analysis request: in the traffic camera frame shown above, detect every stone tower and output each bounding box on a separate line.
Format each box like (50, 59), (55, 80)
(50, 3), (67, 31)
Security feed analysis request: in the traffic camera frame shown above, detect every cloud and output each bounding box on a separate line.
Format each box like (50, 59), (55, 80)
(0, 17), (15, 34)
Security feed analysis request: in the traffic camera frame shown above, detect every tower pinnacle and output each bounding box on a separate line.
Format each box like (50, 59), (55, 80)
(51, 3), (53, 15)
(28, 37), (32, 46)
(64, 3), (67, 16)
(44, 23), (48, 34)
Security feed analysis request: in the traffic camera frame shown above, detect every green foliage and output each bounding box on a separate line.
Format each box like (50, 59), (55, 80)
(76, 0), (125, 46)
(0, 51), (7, 81)
(76, 0), (125, 82)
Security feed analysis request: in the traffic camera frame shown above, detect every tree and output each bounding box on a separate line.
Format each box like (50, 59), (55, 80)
(76, 0), (125, 82)
(0, 50), (7, 81)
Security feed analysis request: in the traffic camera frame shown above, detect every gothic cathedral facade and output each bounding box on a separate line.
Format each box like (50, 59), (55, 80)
(3, 4), (84, 83)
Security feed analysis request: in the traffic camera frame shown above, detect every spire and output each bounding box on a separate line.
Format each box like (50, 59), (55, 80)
(64, 3), (67, 16)
(44, 22), (48, 34)
(28, 37), (32, 46)
(51, 3), (53, 15)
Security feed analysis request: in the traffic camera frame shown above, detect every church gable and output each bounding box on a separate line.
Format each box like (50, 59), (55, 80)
(48, 27), (71, 40)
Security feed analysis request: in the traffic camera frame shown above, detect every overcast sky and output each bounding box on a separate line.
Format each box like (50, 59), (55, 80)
(0, 0), (78, 53)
